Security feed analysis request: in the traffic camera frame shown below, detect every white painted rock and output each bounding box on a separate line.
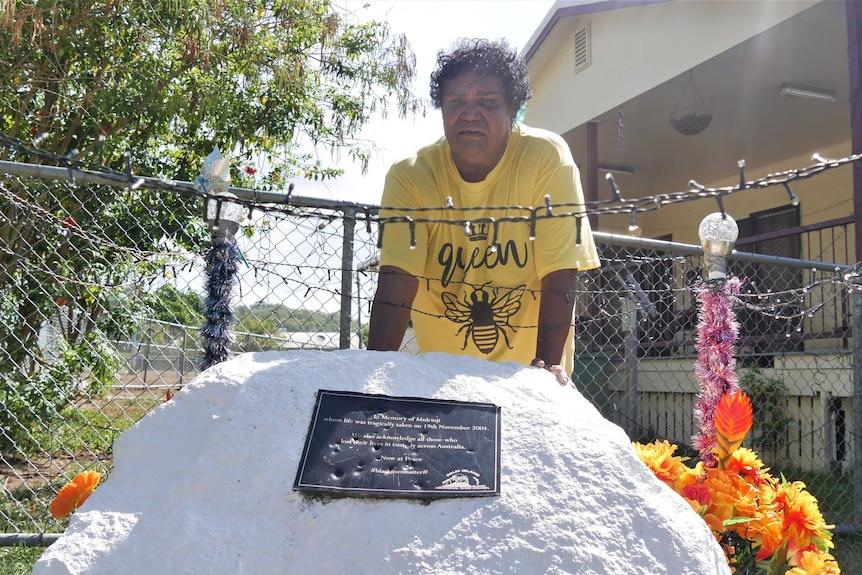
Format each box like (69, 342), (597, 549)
(34, 350), (730, 575)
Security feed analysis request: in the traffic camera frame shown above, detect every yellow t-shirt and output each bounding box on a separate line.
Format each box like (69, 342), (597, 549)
(379, 124), (600, 373)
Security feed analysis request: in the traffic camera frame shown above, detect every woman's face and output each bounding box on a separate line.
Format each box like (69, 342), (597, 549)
(441, 70), (514, 182)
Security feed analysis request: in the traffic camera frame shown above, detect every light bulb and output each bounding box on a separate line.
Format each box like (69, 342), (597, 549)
(698, 212), (738, 280)
(206, 192), (243, 238)
(628, 211), (641, 237)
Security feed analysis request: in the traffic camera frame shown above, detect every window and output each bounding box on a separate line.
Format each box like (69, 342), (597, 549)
(735, 204), (802, 358)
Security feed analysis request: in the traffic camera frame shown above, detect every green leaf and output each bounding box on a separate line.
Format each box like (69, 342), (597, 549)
(723, 516), (756, 527)
(766, 537), (789, 575)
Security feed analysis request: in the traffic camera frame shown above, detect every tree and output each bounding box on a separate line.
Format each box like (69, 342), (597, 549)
(141, 284), (205, 346)
(0, 0), (418, 452)
(144, 285), (204, 327)
(236, 302), (340, 332)
(234, 313), (283, 352)
(1, 1), (418, 178)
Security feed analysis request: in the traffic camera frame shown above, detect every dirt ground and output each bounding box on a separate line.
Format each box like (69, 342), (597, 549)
(1, 454), (105, 494)
(2, 374), (187, 495)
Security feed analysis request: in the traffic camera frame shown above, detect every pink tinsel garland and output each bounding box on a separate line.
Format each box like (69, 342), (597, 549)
(692, 277), (741, 467)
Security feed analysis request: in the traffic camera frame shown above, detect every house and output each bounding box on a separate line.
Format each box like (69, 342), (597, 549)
(273, 331), (360, 350)
(522, 0), (860, 471)
(523, 0), (856, 251)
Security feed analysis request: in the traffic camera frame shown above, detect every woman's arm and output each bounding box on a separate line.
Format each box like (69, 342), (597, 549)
(367, 265), (419, 351)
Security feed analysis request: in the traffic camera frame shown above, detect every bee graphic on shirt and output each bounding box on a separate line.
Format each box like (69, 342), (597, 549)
(441, 284), (526, 354)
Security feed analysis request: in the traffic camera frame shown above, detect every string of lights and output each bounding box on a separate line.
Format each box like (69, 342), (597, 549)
(0, 182), (196, 288)
(3, 130), (861, 226)
(6, 182), (851, 339)
(233, 228), (860, 338)
(3, 215), (857, 338)
(2, 129), (860, 339)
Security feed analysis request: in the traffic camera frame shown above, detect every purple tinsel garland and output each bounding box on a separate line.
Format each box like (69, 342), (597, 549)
(199, 235), (241, 371)
(692, 277), (741, 467)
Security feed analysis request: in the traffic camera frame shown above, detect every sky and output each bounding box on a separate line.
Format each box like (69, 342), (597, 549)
(297, 0), (557, 205)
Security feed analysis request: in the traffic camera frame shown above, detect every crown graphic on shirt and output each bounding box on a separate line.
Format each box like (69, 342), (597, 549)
(465, 221), (489, 241)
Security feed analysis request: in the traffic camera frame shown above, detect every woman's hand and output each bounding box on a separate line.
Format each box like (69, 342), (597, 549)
(530, 358), (574, 387)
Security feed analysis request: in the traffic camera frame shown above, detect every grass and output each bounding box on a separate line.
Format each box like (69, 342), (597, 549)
(0, 484), (61, 534)
(0, 389), (163, 574)
(1, 392), (160, 535)
(0, 483), (60, 575)
(0, 546), (44, 575)
(833, 533), (862, 573)
(32, 393), (161, 455)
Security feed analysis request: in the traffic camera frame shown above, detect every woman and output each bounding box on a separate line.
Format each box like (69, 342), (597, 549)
(368, 38), (600, 386)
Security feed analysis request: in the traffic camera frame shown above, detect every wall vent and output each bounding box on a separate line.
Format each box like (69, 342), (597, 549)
(574, 22), (591, 73)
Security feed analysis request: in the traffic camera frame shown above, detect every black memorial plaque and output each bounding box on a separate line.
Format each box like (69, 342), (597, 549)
(294, 390), (501, 497)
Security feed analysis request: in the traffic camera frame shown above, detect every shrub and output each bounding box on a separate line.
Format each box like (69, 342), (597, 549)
(739, 367), (793, 459)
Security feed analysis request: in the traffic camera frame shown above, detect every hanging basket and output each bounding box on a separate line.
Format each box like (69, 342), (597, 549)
(670, 107), (713, 136)
(670, 73), (713, 136)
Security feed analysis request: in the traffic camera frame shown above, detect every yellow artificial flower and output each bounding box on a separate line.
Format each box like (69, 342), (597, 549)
(786, 549), (841, 575)
(632, 440), (689, 489)
(675, 460), (705, 492)
(774, 479), (834, 553)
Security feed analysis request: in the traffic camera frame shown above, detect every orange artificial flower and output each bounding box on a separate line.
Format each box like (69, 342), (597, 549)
(774, 479), (834, 554)
(702, 470), (760, 534)
(676, 460), (705, 492)
(786, 549), (841, 575)
(634, 438), (839, 571)
(713, 391), (753, 470)
(725, 447), (766, 485)
(50, 471), (101, 519)
(632, 440), (692, 491)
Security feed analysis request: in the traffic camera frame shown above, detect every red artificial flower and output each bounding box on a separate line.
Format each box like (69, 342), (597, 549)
(682, 483), (712, 508)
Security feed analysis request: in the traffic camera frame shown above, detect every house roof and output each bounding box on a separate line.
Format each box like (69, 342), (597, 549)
(522, 0), (668, 64)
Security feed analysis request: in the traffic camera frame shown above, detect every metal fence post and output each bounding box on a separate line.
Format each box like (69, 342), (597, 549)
(142, 325), (151, 385)
(621, 298), (640, 439)
(355, 271), (364, 349)
(179, 330), (188, 387)
(339, 208), (356, 350)
(852, 284), (862, 528)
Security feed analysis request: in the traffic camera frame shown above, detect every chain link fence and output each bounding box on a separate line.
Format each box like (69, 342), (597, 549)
(1, 159), (860, 545)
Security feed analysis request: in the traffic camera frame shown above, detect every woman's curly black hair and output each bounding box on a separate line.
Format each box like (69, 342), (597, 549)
(429, 38), (531, 116)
